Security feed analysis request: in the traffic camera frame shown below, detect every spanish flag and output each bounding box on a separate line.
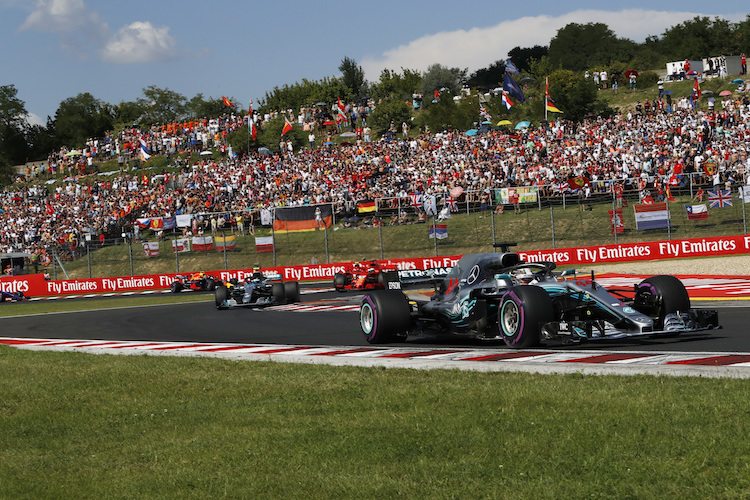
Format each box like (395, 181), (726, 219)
(281, 116), (293, 136)
(222, 96), (233, 107)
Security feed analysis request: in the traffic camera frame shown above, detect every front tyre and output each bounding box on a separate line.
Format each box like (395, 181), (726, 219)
(170, 281), (183, 293)
(333, 273), (347, 292)
(214, 285), (229, 309)
(498, 285), (554, 348)
(634, 275), (690, 329)
(360, 291), (411, 344)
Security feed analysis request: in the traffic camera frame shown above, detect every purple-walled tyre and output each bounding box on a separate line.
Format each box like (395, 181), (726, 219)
(499, 285), (554, 348)
(360, 291), (411, 343)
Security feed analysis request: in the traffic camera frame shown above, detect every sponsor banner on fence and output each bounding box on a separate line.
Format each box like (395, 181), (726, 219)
(7, 234), (750, 298)
(517, 234), (750, 266)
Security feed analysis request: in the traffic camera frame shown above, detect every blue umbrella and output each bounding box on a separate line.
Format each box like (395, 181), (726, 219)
(515, 121), (531, 130)
(661, 90), (673, 95)
(465, 129), (478, 136)
(258, 147), (271, 155)
(732, 78), (744, 84)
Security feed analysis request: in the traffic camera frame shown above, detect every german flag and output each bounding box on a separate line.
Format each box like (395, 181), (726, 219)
(546, 96), (563, 113)
(357, 200), (377, 213)
(273, 205), (332, 232)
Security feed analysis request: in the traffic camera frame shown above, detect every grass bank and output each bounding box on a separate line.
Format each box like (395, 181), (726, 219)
(1, 346), (749, 499)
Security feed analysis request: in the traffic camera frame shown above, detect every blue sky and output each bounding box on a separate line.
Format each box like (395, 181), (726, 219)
(1, 0), (746, 125)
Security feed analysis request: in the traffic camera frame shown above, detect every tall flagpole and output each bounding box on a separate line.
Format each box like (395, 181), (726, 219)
(544, 76), (549, 122)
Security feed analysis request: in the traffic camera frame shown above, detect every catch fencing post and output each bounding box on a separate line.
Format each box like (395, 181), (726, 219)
(174, 236), (180, 273)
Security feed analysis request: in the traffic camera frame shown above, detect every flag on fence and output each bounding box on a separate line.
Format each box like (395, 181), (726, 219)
(567, 176), (589, 191)
(192, 236), (214, 251)
(142, 241), (160, 257)
(150, 218), (164, 230)
(634, 202), (670, 230)
(708, 189), (733, 208)
(171, 238), (190, 253)
(686, 204), (709, 220)
(176, 214), (193, 227)
(739, 186), (750, 203)
(255, 236), (274, 253)
(429, 224), (448, 239)
(357, 200), (377, 213)
(273, 205), (332, 232)
(445, 196), (459, 212)
(410, 192), (423, 208)
(608, 208), (624, 233)
(424, 195), (437, 215)
(215, 234), (237, 250)
(260, 208), (273, 226)
(162, 216), (177, 230)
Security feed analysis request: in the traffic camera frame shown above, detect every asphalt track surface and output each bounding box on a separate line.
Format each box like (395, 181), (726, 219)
(1, 287), (747, 354)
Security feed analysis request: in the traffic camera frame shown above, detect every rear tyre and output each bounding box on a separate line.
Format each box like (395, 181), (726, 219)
(214, 285), (229, 309)
(498, 285), (554, 348)
(360, 291), (411, 343)
(205, 278), (217, 291)
(284, 281), (301, 303)
(634, 275), (690, 329)
(272, 283), (286, 304)
(170, 282), (183, 293)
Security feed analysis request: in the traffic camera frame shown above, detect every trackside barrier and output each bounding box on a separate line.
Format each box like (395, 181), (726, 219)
(0, 256), (462, 298)
(4, 233), (750, 298)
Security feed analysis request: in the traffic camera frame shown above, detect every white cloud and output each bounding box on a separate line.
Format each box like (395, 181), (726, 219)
(100, 21), (178, 63)
(18, 0), (179, 63)
(20, 0), (107, 35)
(361, 9), (747, 79)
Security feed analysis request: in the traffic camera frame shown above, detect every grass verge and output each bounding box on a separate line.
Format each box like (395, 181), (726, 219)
(1, 347), (749, 499)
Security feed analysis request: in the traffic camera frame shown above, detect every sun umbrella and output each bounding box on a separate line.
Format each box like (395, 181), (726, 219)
(258, 147), (271, 155)
(661, 90), (673, 95)
(481, 120), (493, 125)
(465, 129), (478, 136)
(624, 69), (639, 78)
(322, 120), (335, 126)
(340, 131), (356, 137)
(520, 77), (535, 84)
(701, 90), (713, 95)
(515, 121), (531, 130)
(719, 90), (733, 96)
(199, 150), (213, 156)
(65, 150), (83, 157)
(450, 186), (464, 197)
(732, 78), (744, 84)
(496, 120), (512, 126)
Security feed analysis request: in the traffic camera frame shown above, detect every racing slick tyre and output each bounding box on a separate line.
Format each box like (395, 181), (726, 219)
(360, 291), (411, 344)
(214, 285), (229, 309)
(634, 275), (690, 330)
(272, 283), (286, 305)
(205, 279), (217, 292)
(498, 285), (554, 348)
(333, 273), (347, 292)
(170, 282), (183, 293)
(284, 281), (301, 303)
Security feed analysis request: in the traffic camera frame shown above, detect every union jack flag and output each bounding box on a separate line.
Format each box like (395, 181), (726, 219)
(410, 192), (423, 208)
(445, 196), (458, 212)
(708, 189), (733, 208)
(479, 105), (492, 122)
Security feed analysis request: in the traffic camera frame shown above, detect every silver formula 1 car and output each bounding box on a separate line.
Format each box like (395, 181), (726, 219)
(214, 274), (300, 309)
(359, 244), (720, 347)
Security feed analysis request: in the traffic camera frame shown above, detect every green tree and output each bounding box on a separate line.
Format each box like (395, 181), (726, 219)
(186, 93), (236, 119)
(52, 93), (114, 147)
(260, 77), (349, 115)
(421, 63), (467, 96)
(466, 59), (505, 89)
(654, 16), (737, 61)
(414, 92), (475, 133)
(0, 84), (30, 175)
(339, 56), (367, 99)
(369, 68), (423, 102)
(139, 85), (187, 124)
(548, 23), (636, 71)
(368, 96), (412, 135)
(507, 45), (549, 73)
(546, 70), (613, 122)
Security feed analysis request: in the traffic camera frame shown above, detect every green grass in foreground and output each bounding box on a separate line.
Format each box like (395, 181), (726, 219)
(1, 346), (750, 499)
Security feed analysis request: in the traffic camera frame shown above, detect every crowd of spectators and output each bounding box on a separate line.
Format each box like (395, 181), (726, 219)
(2, 89), (750, 269)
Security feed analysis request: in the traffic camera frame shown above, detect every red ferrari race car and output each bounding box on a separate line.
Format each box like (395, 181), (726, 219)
(170, 271), (220, 293)
(333, 260), (400, 292)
